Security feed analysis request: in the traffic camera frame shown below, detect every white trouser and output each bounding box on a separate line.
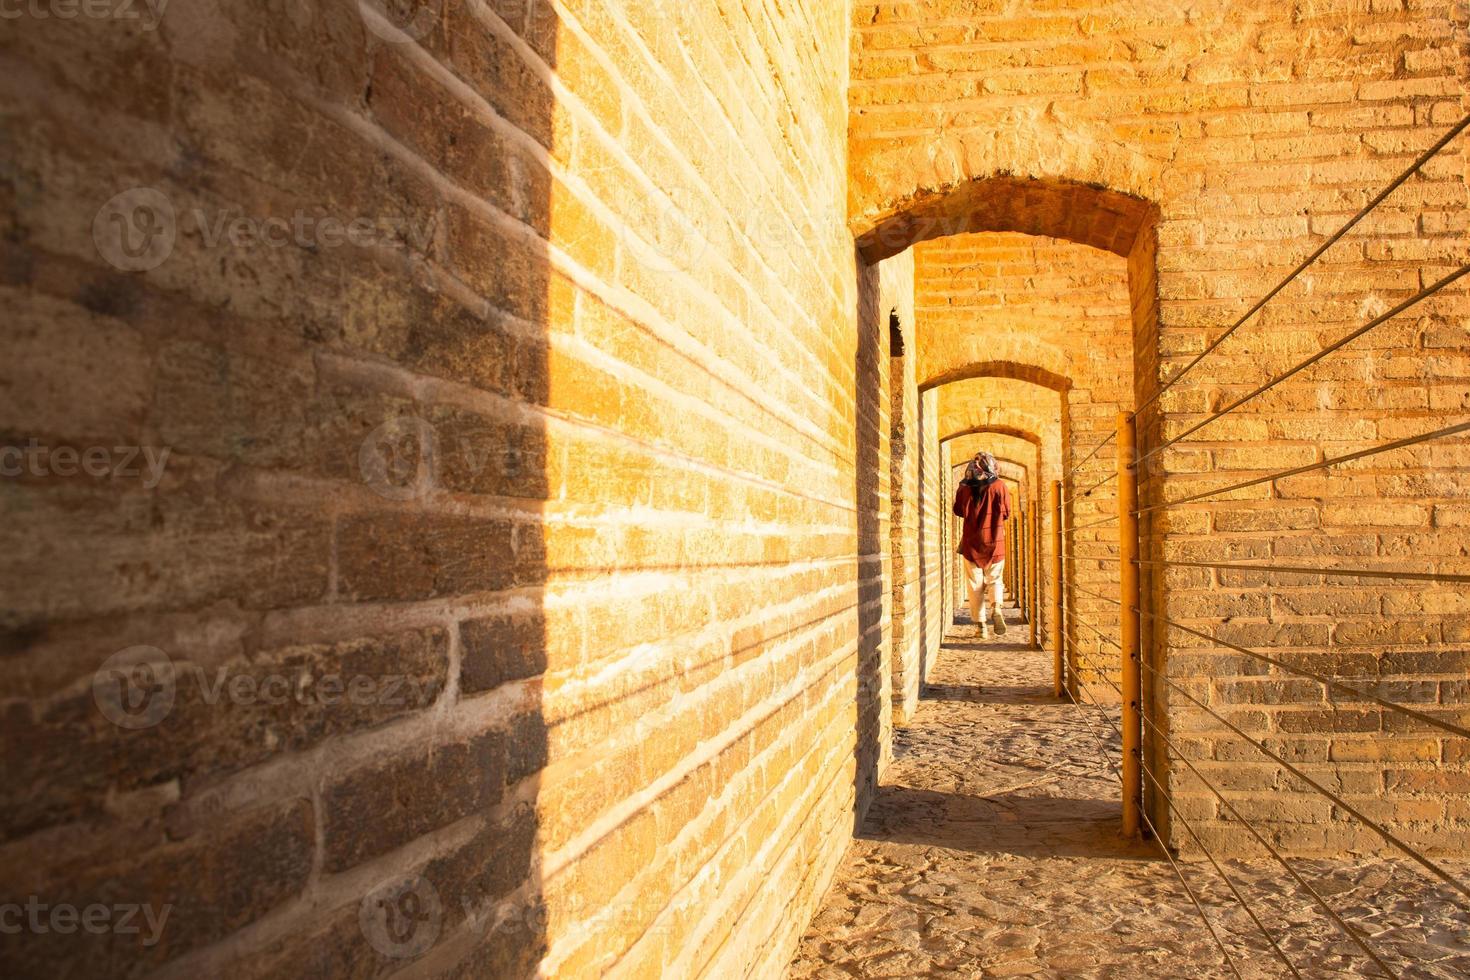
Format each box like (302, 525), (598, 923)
(966, 559), (1004, 623)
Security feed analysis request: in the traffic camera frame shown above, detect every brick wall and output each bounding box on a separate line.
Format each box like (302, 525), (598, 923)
(1, 0), (885, 975)
(4, 2), (1467, 973)
(854, 0), (1470, 854)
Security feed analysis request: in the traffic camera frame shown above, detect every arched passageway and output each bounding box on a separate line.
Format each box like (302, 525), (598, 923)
(7, 0), (1468, 976)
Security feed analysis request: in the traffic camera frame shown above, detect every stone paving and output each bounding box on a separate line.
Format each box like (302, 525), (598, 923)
(789, 609), (1470, 979)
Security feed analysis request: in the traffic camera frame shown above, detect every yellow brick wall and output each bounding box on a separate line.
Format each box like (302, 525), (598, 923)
(1, 1), (891, 975)
(3, 3), (1468, 975)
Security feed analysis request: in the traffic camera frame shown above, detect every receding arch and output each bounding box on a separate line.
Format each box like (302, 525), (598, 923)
(856, 175), (1157, 264)
(917, 331), (1075, 393)
(939, 406), (1054, 442)
(951, 453), (1029, 486)
(946, 429), (1046, 508)
(922, 360), (1071, 394)
(942, 423), (1041, 447)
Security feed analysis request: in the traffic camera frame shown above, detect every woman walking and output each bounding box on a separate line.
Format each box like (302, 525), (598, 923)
(953, 452), (1011, 639)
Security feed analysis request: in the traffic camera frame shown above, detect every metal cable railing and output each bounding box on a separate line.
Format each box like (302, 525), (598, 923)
(1069, 431), (1118, 475)
(1142, 657), (1470, 904)
(1067, 664), (1248, 980)
(1067, 513), (1120, 532)
(1071, 647), (1402, 978)
(1143, 611), (1470, 742)
(1133, 111), (1470, 420)
(1130, 558), (1470, 585)
(1137, 267), (1470, 469)
(1138, 418), (1470, 511)
(1043, 111), (1470, 979)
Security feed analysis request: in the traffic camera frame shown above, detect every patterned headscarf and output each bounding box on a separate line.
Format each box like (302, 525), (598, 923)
(965, 452), (998, 481)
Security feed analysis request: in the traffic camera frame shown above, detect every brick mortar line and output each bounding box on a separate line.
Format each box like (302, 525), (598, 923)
(542, 671), (855, 976)
(317, 304), (858, 486)
(852, 102), (1464, 137)
(150, 798), (494, 978)
(521, 0), (841, 324)
(344, 12), (850, 453)
(541, 568), (870, 722)
(647, 674), (857, 978)
(548, 326), (860, 479)
(537, 0), (849, 327)
(693, 720), (857, 979)
(144, 668), (540, 839)
(637, 0), (843, 263)
(852, 62), (1130, 89)
(538, 624), (860, 885)
(723, 0), (845, 210)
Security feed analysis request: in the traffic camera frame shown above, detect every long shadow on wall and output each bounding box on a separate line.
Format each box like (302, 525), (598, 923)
(0, 3), (551, 977)
(851, 257), (886, 832)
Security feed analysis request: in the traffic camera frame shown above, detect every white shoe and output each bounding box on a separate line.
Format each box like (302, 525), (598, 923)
(992, 609), (1007, 636)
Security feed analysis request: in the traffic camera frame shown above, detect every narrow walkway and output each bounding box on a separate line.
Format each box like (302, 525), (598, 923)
(789, 610), (1470, 979)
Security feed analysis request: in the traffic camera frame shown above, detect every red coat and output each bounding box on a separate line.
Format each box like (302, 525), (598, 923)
(954, 478), (1010, 567)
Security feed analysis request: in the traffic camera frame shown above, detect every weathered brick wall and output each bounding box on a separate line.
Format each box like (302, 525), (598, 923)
(1, 1), (884, 976)
(854, 0), (1470, 854)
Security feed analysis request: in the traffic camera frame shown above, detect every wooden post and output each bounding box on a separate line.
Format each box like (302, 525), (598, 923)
(1010, 517), (1018, 603)
(1050, 481), (1064, 698)
(1027, 509), (1038, 648)
(1015, 510), (1024, 614)
(1006, 517), (1015, 603)
(1118, 412), (1143, 839)
(1020, 507), (1029, 616)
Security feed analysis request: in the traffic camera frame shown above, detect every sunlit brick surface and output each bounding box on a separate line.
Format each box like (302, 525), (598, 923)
(1, 0), (1466, 975)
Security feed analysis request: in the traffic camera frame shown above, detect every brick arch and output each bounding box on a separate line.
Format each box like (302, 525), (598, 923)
(942, 423), (1040, 447)
(918, 332), (1074, 393)
(921, 359), (1070, 395)
(946, 430), (1043, 502)
(935, 377), (1061, 436)
(855, 173), (1158, 265)
(850, 102), (1164, 261)
(939, 407), (1054, 445)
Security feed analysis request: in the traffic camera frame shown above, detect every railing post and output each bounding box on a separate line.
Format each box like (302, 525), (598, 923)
(1008, 517), (1016, 603)
(1027, 508), (1038, 648)
(1050, 480), (1064, 698)
(1118, 412), (1143, 839)
(1017, 509), (1026, 616)
(1011, 511), (1023, 617)
(1008, 517), (1017, 602)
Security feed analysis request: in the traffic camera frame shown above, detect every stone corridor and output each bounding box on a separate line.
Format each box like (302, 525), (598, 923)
(789, 609), (1470, 980)
(7, 0), (1470, 974)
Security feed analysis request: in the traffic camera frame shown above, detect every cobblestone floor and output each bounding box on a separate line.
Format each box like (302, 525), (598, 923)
(788, 608), (1470, 979)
